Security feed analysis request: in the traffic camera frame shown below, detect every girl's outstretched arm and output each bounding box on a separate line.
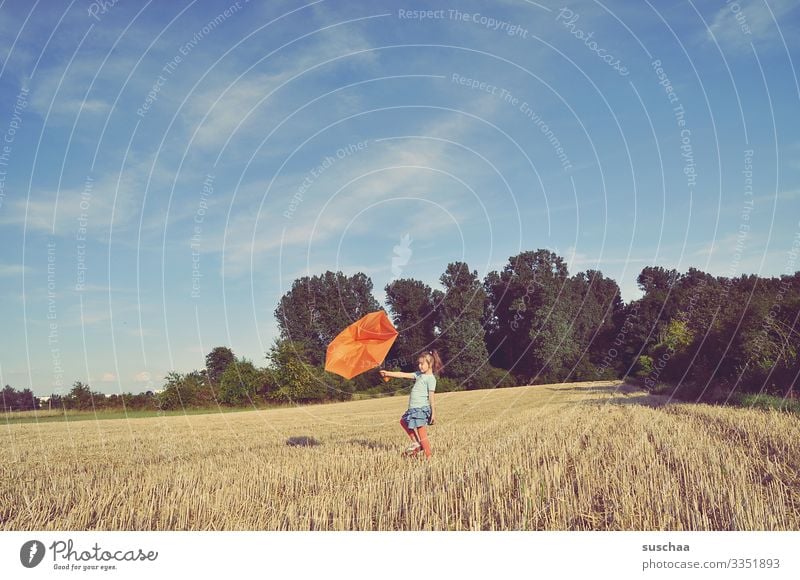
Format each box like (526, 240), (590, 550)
(380, 370), (416, 379)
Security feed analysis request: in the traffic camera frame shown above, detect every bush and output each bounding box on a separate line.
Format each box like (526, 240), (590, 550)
(593, 366), (619, 381)
(157, 370), (217, 409)
(353, 386), (400, 399)
(732, 393), (800, 414)
(485, 366), (517, 389)
(458, 366), (517, 390)
(124, 392), (158, 411)
(323, 373), (357, 401)
(634, 355), (654, 378)
(268, 340), (328, 403)
(435, 377), (463, 392)
(271, 360), (327, 403)
(646, 380), (729, 404)
(218, 359), (263, 406)
(568, 355), (617, 382)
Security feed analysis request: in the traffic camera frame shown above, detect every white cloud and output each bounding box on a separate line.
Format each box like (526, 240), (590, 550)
(184, 72), (291, 149)
(0, 264), (30, 276)
(28, 57), (121, 120)
(182, 17), (380, 151)
(215, 127), (477, 278)
(134, 371), (151, 382)
(0, 8), (41, 81)
(753, 188), (800, 204)
(0, 154), (154, 239)
(79, 99), (111, 114)
(101, 372), (116, 382)
(690, 233), (740, 259)
(705, 0), (797, 52)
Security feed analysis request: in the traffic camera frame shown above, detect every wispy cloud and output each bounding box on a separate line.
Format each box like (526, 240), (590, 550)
(0, 3), (42, 81)
(0, 154), (156, 239)
(214, 110), (485, 278)
(28, 57), (123, 120)
(564, 245), (653, 273)
(705, 0), (797, 52)
(0, 264), (31, 276)
(181, 13), (382, 151)
(753, 188), (800, 203)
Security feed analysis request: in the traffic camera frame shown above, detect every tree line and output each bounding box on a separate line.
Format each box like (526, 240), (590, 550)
(4, 249), (798, 412)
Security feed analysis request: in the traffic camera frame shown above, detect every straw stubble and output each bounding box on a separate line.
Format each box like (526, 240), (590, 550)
(2, 381), (798, 530)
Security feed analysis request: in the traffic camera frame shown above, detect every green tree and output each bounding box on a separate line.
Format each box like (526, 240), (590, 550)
(157, 371), (213, 409)
(1, 385), (17, 411)
(157, 372), (185, 410)
(634, 355), (654, 378)
(385, 278), (436, 370)
(206, 346), (235, 386)
(218, 358), (265, 406)
(616, 266), (684, 378)
(566, 269), (624, 380)
(658, 318), (694, 352)
(727, 276), (799, 396)
(67, 381), (95, 411)
(637, 266), (681, 294)
(275, 271), (381, 365)
(437, 262), (490, 385)
(125, 391), (157, 411)
(527, 291), (579, 383)
(47, 393), (64, 410)
(22, 388), (39, 410)
(484, 250), (571, 382)
(267, 340), (327, 402)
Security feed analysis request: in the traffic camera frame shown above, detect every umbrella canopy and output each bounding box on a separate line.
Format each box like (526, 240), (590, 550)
(325, 310), (398, 380)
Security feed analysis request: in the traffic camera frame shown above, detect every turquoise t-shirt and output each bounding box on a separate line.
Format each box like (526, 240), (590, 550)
(408, 371), (436, 409)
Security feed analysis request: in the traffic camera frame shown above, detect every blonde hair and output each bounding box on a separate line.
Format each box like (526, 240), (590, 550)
(418, 349), (444, 376)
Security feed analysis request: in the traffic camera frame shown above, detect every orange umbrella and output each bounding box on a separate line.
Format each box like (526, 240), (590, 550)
(325, 310), (398, 380)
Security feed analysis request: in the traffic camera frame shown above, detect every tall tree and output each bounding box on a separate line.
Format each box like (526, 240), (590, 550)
(484, 249), (570, 381)
(621, 268), (800, 399)
(67, 381), (94, 411)
(17, 388), (39, 411)
(1, 385), (17, 412)
(617, 265), (685, 377)
(275, 271), (380, 365)
(526, 279), (579, 383)
(385, 278), (436, 370)
(637, 266), (681, 293)
(206, 346), (235, 385)
(436, 262), (490, 385)
(567, 269), (624, 379)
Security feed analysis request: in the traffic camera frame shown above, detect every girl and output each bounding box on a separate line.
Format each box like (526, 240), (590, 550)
(380, 349), (444, 458)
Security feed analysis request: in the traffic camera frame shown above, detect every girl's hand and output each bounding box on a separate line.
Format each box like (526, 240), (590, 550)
(379, 370), (387, 378)
(429, 414), (436, 425)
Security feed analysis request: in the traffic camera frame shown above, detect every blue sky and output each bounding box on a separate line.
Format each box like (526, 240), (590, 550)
(0, 0), (798, 395)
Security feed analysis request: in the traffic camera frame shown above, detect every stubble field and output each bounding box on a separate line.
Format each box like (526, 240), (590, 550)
(2, 380), (798, 530)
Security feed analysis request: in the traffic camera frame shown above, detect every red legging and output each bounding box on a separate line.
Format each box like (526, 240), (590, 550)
(400, 418), (432, 457)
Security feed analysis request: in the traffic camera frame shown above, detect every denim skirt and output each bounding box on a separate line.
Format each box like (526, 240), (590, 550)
(401, 406), (432, 429)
